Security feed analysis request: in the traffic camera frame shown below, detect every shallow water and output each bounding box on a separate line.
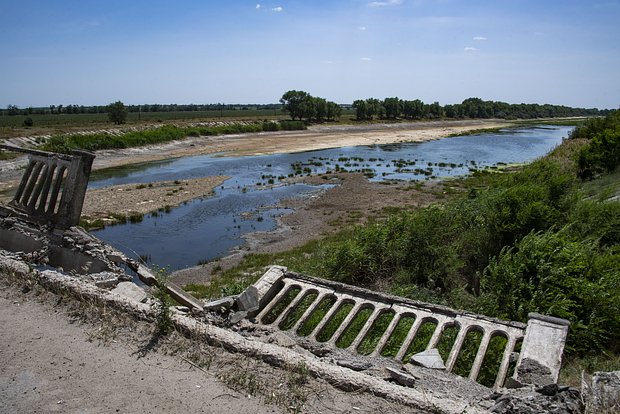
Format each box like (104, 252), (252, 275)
(90, 125), (572, 270)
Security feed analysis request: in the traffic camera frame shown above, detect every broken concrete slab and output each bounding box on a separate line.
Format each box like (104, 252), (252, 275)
(111, 281), (148, 303)
(583, 371), (620, 413)
(92, 272), (120, 289)
(235, 285), (259, 312)
(336, 359), (372, 372)
(204, 296), (235, 311)
(165, 281), (204, 312)
(250, 265), (286, 310)
(385, 367), (416, 387)
(410, 348), (446, 370)
(229, 310), (248, 324)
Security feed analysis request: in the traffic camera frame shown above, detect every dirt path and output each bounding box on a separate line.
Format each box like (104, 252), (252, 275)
(0, 291), (280, 414)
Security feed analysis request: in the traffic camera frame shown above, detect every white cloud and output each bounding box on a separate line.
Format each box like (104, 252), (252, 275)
(360, 57), (372, 61)
(464, 47), (478, 52)
(473, 36), (487, 41)
(369, 0), (402, 7)
(255, 3), (261, 9)
(272, 6), (283, 12)
(359, 26), (367, 31)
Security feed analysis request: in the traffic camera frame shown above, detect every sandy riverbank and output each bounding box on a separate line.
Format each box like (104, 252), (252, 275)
(81, 176), (229, 224)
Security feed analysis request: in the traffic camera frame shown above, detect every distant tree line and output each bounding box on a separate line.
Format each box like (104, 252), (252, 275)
(1, 103), (283, 116)
(352, 96), (608, 121)
(279, 90), (342, 122)
(3, 96), (609, 120)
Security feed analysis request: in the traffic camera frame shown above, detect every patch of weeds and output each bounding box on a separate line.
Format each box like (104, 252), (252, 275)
(183, 283), (211, 299)
(136, 183), (147, 189)
(129, 212), (144, 223)
(79, 218), (105, 231)
(110, 213), (128, 224)
(152, 271), (174, 335)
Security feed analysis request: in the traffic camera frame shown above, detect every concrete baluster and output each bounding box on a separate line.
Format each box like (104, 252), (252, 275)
(328, 302), (363, 347)
(348, 306), (383, 352)
(13, 160), (36, 204)
(255, 281), (296, 323)
(21, 161), (44, 207)
(469, 330), (491, 381)
(370, 312), (403, 357)
(273, 288), (316, 328)
(292, 292), (327, 333)
(27, 163), (50, 211)
(36, 163), (56, 213)
(445, 323), (471, 372)
(395, 315), (428, 361)
(47, 166), (67, 214)
(494, 334), (519, 389)
(309, 297), (346, 341)
(427, 318), (449, 350)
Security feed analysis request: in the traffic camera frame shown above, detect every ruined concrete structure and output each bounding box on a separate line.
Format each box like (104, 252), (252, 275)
(251, 266), (570, 389)
(0, 144), (94, 229)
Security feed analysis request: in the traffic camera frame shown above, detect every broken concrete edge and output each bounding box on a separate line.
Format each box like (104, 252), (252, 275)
(124, 259), (203, 312)
(0, 259), (484, 414)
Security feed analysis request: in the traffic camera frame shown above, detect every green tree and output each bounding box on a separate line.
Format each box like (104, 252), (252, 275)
(352, 99), (368, 120)
(280, 90), (311, 121)
(107, 101), (128, 125)
(382, 97), (401, 119)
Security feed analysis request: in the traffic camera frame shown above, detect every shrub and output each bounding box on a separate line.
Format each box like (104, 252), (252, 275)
(480, 230), (620, 355)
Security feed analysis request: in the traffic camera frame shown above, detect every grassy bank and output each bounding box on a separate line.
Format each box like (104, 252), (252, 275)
(191, 111), (620, 384)
(40, 120), (306, 153)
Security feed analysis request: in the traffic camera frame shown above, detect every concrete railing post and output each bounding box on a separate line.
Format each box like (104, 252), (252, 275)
(513, 313), (570, 385)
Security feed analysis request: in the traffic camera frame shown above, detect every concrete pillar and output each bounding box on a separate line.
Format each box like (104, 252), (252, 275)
(513, 313), (570, 385)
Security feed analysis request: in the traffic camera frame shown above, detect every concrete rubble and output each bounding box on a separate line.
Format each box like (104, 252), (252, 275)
(410, 348), (446, 370)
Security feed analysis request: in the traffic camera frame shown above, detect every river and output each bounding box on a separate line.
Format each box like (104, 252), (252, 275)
(89, 125), (572, 270)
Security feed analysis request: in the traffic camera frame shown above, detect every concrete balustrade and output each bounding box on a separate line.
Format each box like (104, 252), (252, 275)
(252, 266), (569, 389)
(1, 144), (94, 229)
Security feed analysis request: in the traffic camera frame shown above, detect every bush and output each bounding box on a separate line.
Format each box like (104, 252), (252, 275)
(22, 117), (34, 127)
(279, 120), (306, 131)
(481, 231), (620, 355)
(578, 125), (620, 179)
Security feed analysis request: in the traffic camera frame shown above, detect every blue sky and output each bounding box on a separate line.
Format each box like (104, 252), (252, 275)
(1, 0), (619, 108)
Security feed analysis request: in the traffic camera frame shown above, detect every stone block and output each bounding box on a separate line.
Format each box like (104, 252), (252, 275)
(204, 296), (235, 311)
(385, 367), (416, 387)
(229, 310), (248, 324)
(112, 281), (148, 303)
(409, 348), (446, 370)
(235, 286), (259, 312)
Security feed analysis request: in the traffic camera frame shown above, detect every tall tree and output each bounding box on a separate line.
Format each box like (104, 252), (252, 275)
(107, 101), (128, 125)
(280, 90), (311, 120)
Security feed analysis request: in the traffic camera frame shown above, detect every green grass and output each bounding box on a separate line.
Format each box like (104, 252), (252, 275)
(40, 121), (306, 153)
